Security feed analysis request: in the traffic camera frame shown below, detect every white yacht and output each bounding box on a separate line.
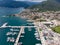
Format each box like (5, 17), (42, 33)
(7, 37), (15, 42)
(35, 43), (41, 45)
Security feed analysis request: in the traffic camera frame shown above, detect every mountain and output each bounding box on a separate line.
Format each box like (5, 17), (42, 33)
(29, 0), (60, 11)
(0, 1), (39, 8)
(26, 2), (40, 6)
(55, 0), (60, 2)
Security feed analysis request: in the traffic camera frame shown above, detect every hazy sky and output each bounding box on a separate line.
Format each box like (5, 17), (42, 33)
(15, 0), (47, 2)
(0, 0), (47, 2)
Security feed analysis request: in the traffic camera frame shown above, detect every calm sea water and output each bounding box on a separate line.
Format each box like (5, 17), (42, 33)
(0, 7), (24, 16)
(0, 7), (41, 45)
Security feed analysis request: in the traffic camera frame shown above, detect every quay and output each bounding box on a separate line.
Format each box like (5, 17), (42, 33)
(34, 22), (47, 45)
(36, 27), (46, 45)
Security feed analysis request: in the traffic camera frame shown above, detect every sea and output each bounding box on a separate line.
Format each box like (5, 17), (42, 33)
(0, 7), (41, 45)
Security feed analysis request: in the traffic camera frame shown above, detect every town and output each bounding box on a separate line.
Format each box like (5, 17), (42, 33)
(13, 8), (60, 45)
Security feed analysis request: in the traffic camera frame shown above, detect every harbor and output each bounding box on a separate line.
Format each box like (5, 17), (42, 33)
(0, 23), (41, 45)
(0, 16), (41, 45)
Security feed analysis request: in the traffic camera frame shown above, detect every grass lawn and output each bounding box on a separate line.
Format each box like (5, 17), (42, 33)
(52, 26), (60, 34)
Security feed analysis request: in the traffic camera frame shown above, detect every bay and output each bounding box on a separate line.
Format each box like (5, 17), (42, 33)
(0, 7), (41, 45)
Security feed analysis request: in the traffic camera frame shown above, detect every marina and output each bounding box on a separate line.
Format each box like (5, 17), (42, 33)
(0, 24), (41, 45)
(0, 17), (41, 45)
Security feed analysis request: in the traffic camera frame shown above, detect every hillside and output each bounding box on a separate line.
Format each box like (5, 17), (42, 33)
(0, 1), (39, 8)
(29, 0), (60, 11)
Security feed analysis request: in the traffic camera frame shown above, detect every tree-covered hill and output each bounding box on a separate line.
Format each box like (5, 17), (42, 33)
(29, 0), (60, 11)
(0, 1), (39, 8)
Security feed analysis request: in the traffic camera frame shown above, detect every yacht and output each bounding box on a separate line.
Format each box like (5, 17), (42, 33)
(18, 42), (23, 45)
(10, 29), (19, 32)
(6, 32), (17, 36)
(35, 43), (41, 45)
(21, 35), (24, 38)
(7, 37), (15, 42)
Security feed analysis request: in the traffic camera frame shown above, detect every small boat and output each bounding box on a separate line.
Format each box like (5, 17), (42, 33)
(18, 42), (23, 45)
(7, 37), (10, 42)
(22, 29), (25, 34)
(35, 43), (41, 45)
(36, 37), (40, 40)
(21, 35), (24, 38)
(6, 32), (17, 36)
(10, 29), (14, 31)
(10, 29), (19, 32)
(6, 32), (12, 35)
(34, 33), (38, 36)
(7, 37), (15, 42)
(35, 35), (39, 38)
(35, 30), (38, 33)
(9, 37), (15, 42)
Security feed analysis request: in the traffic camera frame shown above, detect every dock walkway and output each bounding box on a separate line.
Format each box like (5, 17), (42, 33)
(0, 26), (37, 28)
(14, 27), (24, 45)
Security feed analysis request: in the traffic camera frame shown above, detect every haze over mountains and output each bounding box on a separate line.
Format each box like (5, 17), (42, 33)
(0, 0), (40, 8)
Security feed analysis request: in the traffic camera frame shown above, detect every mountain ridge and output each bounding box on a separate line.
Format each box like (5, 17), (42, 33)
(0, 1), (39, 8)
(29, 0), (60, 11)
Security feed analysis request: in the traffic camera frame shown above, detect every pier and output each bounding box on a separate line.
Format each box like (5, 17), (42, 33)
(14, 27), (24, 45)
(0, 26), (37, 28)
(1, 23), (8, 27)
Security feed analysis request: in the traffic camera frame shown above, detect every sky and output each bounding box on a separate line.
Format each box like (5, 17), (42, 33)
(0, 0), (47, 2)
(15, 0), (47, 2)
